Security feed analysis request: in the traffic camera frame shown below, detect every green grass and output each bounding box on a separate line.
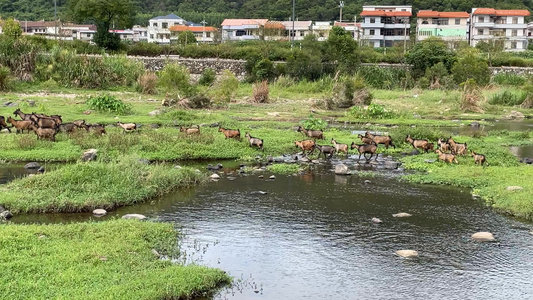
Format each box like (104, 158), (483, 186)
(0, 156), (205, 214)
(267, 163), (303, 174)
(0, 219), (231, 299)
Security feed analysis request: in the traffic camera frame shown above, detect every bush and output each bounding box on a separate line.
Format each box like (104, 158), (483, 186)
(198, 68), (216, 86)
(492, 73), (527, 86)
(0, 36), (39, 81)
(405, 37), (456, 78)
(136, 72), (158, 94)
(252, 80), (270, 103)
(349, 104), (394, 119)
(178, 93), (212, 109)
(253, 58), (276, 82)
(300, 115), (327, 131)
(460, 79), (484, 113)
(424, 62), (450, 89)
(286, 51), (324, 81)
(210, 70), (239, 106)
(488, 90), (527, 106)
(93, 27), (121, 50)
(0, 65), (13, 91)
(86, 95), (133, 115)
(102, 55), (144, 86)
(452, 49), (490, 85)
(356, 65), (414, 89)
(158, 63), (194, 97)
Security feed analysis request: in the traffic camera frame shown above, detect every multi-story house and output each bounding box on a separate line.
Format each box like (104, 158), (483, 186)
(132, 25), (148, 42)
(221, 19), (268, 41)
(147, 14), (186, 43)
(312, 21), (332, 41)
(416, 10), (469, 43)
(281, 21), (313, 41)
(470, 8), (530, 51)
(169, 25), (217, 43)
(334, 21), (362, 40)
(360, 5), (412, 48)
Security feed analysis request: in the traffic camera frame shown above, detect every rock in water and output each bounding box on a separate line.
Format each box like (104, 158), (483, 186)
(92, 209), (107, 216)
(122, 214), (147, 220)
(371, 217), (382, 224)
(396, 250), (418, 258)
(81, 149), (98, 162)
(393, 212), (412, 218)
(0, 210), (13, 219)
(24, 162), (40, 169)
(471, 232), (495, 242)
(334, 164), (350, 175)
(210, 173), (221, 180)
(269, 175), (276, 180)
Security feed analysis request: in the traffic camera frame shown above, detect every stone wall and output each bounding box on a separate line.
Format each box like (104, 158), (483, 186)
(128, 56), (248, 76)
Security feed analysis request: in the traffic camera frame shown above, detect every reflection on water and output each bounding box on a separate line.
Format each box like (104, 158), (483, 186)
(510, 145), (533, 159)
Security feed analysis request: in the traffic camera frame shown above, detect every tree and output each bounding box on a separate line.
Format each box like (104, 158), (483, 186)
(405, 37), (456, 78)
(451, 49), (490, 86)
(325, 26), (358, 74)
(68, 0), (137, 50)
(3, 18), (22, 39)
(177, 31), (196, 45)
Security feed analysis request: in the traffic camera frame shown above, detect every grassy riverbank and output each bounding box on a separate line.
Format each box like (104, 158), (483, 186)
(0, 156), (204, 213)
(0, 219), (230, 299)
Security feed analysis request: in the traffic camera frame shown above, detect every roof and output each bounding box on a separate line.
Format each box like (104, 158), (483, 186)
(280, 21), (312, 28)
(221, 19), (268, 26)
(169, 25), (216, 32)
(417, 11), (469, 18)
(360, 10), (412, 17)
(265, 21), (285, 29)
(17, 20), (56, 27)
(473, 8), (530, 16)
(334, 21), (362, 28)
(151, 14), (183, 20)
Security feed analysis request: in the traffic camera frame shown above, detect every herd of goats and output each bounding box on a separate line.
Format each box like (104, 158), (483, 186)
(0, 108), (487, 166)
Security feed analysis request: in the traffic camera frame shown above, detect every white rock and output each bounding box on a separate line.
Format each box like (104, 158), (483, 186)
(210, 173), (221, 180)
(396, 250), (418, 258)
(471, 232), (495, 242)
(122, 214), (147, 220)
(371, 217), (382, 224)
(364, 180), (371, 184)
(92, 209), (107, 216)
(269, 175), (276, 179)
(393, 212), (412, 218)
(506, 186), (523, 191)
(334, 164), (350, 175)
(529, 231), (533, 235)
(81, 149), (98, 162)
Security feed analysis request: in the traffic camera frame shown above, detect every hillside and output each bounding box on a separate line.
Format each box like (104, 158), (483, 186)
(0, 0), (530, 27)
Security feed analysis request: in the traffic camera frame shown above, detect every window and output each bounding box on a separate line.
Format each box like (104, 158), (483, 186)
(236, 30), (246, 36)
(511, 41), (517, 49)
(206, 32), (211, 37)
(152, 23), (157, 27)
(150, 34), (154, 39)
(478, 29), (484, 35)
(512, 29), (517, 36)
(162, 22), (168, 29)
(512, 17), (518, 24)
(300, 31), (305, 36)
(87, 33), (91, 37)
(455, 18), (460, 25)
(369, 29), (375, 35)
(478, 16), (484, 23)
(370, 18), (375, 24)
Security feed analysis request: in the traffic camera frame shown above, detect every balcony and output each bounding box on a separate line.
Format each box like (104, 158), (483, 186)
(493, 23), (527, 29)
(474, 22), (495, 28)
(362, 35), (384, 40)
(361, 23), (385, 28)
(383, 23), (411, 29)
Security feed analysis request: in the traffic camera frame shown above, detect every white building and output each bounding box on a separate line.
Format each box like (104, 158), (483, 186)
(416, 11), (469, 43)
(281, 21), (313, 41)
(221, 19), (268, 41)
(470, 8), (530, 51)
(360, 5), (412, 48)
(169, 25), (217, 43)
(334, 21), (362, 40)
(132, 25), (148, 42)
(312, 21), (332, 41)
(147, 14), (186, 43)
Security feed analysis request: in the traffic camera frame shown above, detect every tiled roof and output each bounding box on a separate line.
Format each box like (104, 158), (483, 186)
(151, 14), (183, 20)
(17, 20), (56, 27)
(221, 19), (268, 26)
(473, 8), (530, 16)
(265, 21), (285, 29)
(417, 11), (469, 18)
(360, 10), (412, 17)
(280, 21), (312, 27)
(169, 25), (216, 32)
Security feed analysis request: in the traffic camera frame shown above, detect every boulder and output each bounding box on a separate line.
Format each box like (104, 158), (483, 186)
(520, 157), (533, 164)
(506, 110), (525, 119)
(471, 232), (495, 242)
(334, 164), (350, 175)
(393, 212), (412, 218)
(300, 157), (310, 163)
(506, 186), (523, 191)
(384, 161), (401, 170)
(81, 149), (98, 162)
(3, 101), (16, 107)
(92, 209), (107, 216)
(226, 176), (236, 181)
(470, 122), (480, 128)
(27, 100), (36, 107)
(269, 175), (276, 180)
(148, 110), (162, 117)
(371, 217), (382, 224)
(396, 250), (419, 258)
(210, 173), (220, 180)
(24, 162), (40, 169)
(122, 214), (147, 220)
(0, 210), (13, 219)
(174, 165), (182, 169)
(37, 167), (45, 173)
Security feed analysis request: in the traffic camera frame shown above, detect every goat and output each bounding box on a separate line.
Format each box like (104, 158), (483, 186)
(31, 113), (62, 125)
(314, 144), (336, 159)
(30, 114), (59, 129)
(358, 134), (373, 144)
(117, 122), (137, 133)
(295, 140), (315, 156)
(365, 132), (395, 149)
(447, 138), (467, 155)
(437, 138), (450, 152)
(297, 126), (324, 140)
(351, 142), (378, 162)
(87, 124), (106, 135)
(7, 116), (32, 134)
(13, 108), (32, 121)
(405, 135), (430, 153)
(331, 138), (349, 156)
(471, 151), (488, 166)
(425, 143), (435, 152)
(28, 124), (57, 142)
(245, 132), (264, 150)
(180, 126), (200, 135)
(436, 149), (458, 164)
(58, 123), (79, 134)
(72, 120), (86, 127)
(0, 116), (11, 133)
(218, 127), (240, 140)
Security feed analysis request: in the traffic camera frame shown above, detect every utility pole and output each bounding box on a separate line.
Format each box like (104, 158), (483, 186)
(292, 0), (295, 49)
(339, 1), (344, 22)
(54, 0), (57, 40)
(201, 20), (207, 43)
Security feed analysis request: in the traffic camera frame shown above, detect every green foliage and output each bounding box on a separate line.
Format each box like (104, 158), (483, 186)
(324, 26), (358, 74)
(177, 31), (197, 45)
(349, 104), (394, 120)
(424, 62), (451, 89)
(356, 65), (414, 89)
(136, 72), (158, 94)
(286, 50), (324, 81)
(93, 27), (121, 50)
(198, 68), (216, 86)
(491, 73), (527, 86)
(253, 58), (276, 82)
(210, 69), (238, 106)
(158, 63), (194, 97)
(0, 65), (12, 91)
(452, 49), (490, 85)
(86, 94), (133, 114)
(460, 79), (484, 113)
(0, 36), (38, 81)
(405, 37), (456, 78)
(2, 18), (22, 39)
(488, 90), (527, 106)
(267, 163), (302, 174)
(300, 115), (327, 131)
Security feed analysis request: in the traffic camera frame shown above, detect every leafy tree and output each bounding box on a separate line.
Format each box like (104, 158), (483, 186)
(3, 18), (22, 39)
(325, 26), (358, 74)
(93, 27), (121, 50)
(452, 49), (490, 86)
(476, 40), (504, 67)
(177, 31), (197, 45)
(286, 51), (324, 80)
(424, 62), (449, 89)
(68, 0), (137, 50)
(405, 37), (456, 78)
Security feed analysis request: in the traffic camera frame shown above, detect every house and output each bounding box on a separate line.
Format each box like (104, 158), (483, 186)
(312, 21), (332, 41)
(416, 10), (469, 47)
(281, 21), (313, 41)
(18, 20), (56, 36)
(470, 8), (530, 51)
(221, 19), (268, 41)
(147, 14), (186, 43)
(334, 21), (362, 40)
(360, 5), (412, 48)
(77, 29), (96, 41)
(132, 25), (148, 42)
(169, 25), (217, 43)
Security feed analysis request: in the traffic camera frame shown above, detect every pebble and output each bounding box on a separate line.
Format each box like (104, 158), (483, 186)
(506, 186), (523, 191)
(371, 217), (382, 224)
(471, 232), (495, 242)
(122, 214), (147, 220)
(396, 250), (418, 258)
(393, 212), (412, 218)
(269, 175), (276, 180)
(258, 175), (264, 178)
(92, 209), (107, 216)
(210, 173), (221, 180)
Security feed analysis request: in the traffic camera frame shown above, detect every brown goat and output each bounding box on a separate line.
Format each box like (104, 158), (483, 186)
(351, 142), (378, 162)
(425, 143), (435, 152)
(87, 124), (106, 135)
(436, 149), (458, 164)
(437, 138), (450, 152)
(471, 151), (488, 166)
(0, 116), (11, 133)
(314, 144), (336, 159)
(331, 138), (348, 156)
(365, 132), (395, 149)
(58, 123), (79, 134)
(180, 126), (200, 135)
(447, 138), (467, 155)
(117, 122), (137, 132)
(72, 120), (86, 127)
(245, 132), (264, 150)
(30, 114), (59, 129)
(7, 116), (32, 134)
(358, 134), (373, 144)
(295, 140), (315, 156)
(13, 108), (32, 121)
(297, 126), (324, 140)
(405, 135), (430, 153)
(29, 124), (57, 141)
(218, 127), (240, 140)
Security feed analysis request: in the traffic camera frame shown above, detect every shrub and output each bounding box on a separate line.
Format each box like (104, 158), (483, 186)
(0, 65), (13, 91)
(0, 36), (38, 81)
(356, 65), (413, 89)
(210, 70), (239, 106)
(424, 62), (450, 89)
(102, 55), (144, 86)
(405, 37), (456, 78)
(491, 73), (527, 86)
(15, 135), (37, 150)
(179, 93), (212, 109)
(521, 84), (533, 108)
(452, 49), (490, 85)
(286, 51), (324, 80)
(198, 68), (216, 86)
(253, 58), (276, 82)
(158, 63), (194, 97)
(252, 80), (270, 103)
(86, 95), (133, 114)
(349, 104), (394, 119)
(93, 27), (121, 50)
(488, 90), (527, 106)
(136, 72), (158, 94)
(274, 75), (295, 87)
(319, 76), (372, 109)
(460, 79), (484, 113)
(300, 115), (327, 131)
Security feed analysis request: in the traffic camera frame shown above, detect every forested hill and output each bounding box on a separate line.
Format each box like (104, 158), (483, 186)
(0, 0), (531, 26)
